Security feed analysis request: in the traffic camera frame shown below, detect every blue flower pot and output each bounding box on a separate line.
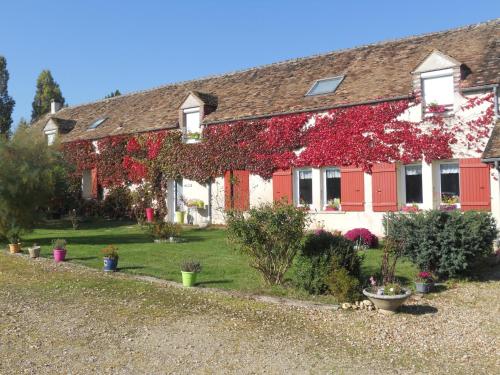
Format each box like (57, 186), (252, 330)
(103, 257), (118, 272)
(415, 282), (432, 294)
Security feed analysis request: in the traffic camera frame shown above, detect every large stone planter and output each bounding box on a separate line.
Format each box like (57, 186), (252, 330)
(362, 288), (411, 314)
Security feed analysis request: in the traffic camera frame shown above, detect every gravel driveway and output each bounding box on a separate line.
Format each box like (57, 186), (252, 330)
(0, 252), (498, 374)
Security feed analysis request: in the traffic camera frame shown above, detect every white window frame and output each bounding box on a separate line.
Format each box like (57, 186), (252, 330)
(400, 163), (424, 207)
(294, 168), (314, 208)
(421, 68), (454, 111)
(45, 131), (57, 146)
(437, 161), (461, 207)
(322, 167), (341, 210)
(183, 107), (201, 143)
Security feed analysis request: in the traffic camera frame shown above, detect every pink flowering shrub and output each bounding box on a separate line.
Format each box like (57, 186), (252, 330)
(344, 228), (378, 248)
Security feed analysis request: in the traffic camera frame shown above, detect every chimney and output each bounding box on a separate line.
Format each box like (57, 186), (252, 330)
(50, 99), (61, 114)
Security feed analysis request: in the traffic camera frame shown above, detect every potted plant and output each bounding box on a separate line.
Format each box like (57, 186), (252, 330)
(414, 271), (434, 293)
(363, 279), (412, 314)
(186, 199), (205, 209)
(102, 245), (119, 272)
(7, 229), (22, 254)
(325, 198), (340, 211)
(52, 239), (67, 262)
(402, 203), (420, 213)
(440, 194), (459, 211)
(145, 207), (154, 222)
(362, 237), (411, 314)
(180, 260), (202, 287)
(175, 210), (185, 224)
(28, 243), (41, 258)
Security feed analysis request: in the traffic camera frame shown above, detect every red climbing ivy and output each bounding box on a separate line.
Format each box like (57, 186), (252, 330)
(62, 93), (495, 188)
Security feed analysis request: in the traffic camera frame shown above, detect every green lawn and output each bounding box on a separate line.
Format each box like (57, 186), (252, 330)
(16, 219), (417, 301)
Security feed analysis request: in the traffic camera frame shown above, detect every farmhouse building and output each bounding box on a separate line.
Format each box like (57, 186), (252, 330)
(34, 20), (500, 235)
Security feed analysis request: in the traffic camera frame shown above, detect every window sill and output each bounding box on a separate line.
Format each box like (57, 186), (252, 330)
(317, 210), (346, 215)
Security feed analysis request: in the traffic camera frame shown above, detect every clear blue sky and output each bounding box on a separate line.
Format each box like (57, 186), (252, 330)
(2, 0), (499, 125)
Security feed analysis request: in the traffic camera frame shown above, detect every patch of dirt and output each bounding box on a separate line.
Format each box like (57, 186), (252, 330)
(0, 252), (499, 374)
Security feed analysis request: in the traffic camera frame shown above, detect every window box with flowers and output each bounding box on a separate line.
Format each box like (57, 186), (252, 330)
(401, 203), (421, 213)
(325, 198), (341, 211)
(440, 194), (459, 211)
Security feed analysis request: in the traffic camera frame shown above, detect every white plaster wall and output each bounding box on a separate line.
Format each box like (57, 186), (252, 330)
(490, 169), (500, 228)
(249, 174), (272, 208)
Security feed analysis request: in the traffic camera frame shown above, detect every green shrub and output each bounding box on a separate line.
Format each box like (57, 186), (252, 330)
(293, 230), (362, 294)
(145, 221), (182, 240)
(103, 186), (133, 219)
(326, 268), (361, 302)
(226, 202), (308, 285)
(384, 210), (497, 278)
(0, 128), (58, 241)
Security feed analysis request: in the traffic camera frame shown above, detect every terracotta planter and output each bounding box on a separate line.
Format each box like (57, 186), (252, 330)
(362, 288), (411, 314)
(9, 243), (21, 254)
(53, 248), (67, 262)
(28, 246), (41, 258)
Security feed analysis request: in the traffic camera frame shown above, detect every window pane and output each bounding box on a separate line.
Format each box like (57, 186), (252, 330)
(325, 168), (341, 201)
(423, 74), (454, 105)
(298, 171), (312, 204)
(405, 165), (422, 204)
(440, 164), (460, 200)
(306, 76), (343, 96)
(185, 111), (200, 133)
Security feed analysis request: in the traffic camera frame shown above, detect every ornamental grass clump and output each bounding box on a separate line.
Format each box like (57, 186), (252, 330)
(226, 202), (308, 285)
(180, 260), (202, 273)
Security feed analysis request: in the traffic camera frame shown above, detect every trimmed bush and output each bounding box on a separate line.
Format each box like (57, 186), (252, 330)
(344, 228), (378, 248)
(384, 210), (497, 278)
(103, 186), (133, 219)
(326, 268), (361, 302)
(226, 202), (308, 285)
(293, 230), (362, 294)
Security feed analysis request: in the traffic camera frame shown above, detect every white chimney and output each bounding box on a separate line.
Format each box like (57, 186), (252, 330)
(50, 99), (61, 114)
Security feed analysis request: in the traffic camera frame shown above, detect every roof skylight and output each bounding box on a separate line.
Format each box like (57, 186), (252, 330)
(306, 76), (344, 96)
(88, 118), (108, 130)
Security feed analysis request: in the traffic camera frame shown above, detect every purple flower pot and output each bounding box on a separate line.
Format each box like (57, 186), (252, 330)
(53, 249), (67, 262)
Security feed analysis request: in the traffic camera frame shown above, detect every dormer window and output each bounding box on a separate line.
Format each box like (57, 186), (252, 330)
(46, 131), (56, 146)
(421, 68), (454, 113)
(184, 107), (201, 143)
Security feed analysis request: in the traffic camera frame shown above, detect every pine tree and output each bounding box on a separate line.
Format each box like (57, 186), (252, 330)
(0, 56), (15, 137)
(105, 89), (121, 99)
(16, 117), (30, 133)
(31, 70), (65, 121)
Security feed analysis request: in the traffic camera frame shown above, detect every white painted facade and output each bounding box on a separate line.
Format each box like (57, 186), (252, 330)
(169, 86), (498, 236)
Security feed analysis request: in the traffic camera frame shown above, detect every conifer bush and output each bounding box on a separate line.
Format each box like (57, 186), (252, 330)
(384, 210), (497, 278)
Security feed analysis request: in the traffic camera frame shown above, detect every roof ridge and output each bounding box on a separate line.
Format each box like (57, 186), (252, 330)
(55, 18), (499, 115)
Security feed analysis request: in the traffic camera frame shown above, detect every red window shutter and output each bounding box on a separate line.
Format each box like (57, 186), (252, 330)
(224, 171), (231, 210)
(459, 158), (491, 211)
(272, 169), (293, 204)
(224, 170), (250, 211)
(91, 168), (98, 199)
(340, 166), (364, 211)
(372, 163), (398, 212)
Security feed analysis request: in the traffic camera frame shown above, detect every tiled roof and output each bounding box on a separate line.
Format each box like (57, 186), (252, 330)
(482, 119), (500, 160)
(33, 19), (499, 142)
